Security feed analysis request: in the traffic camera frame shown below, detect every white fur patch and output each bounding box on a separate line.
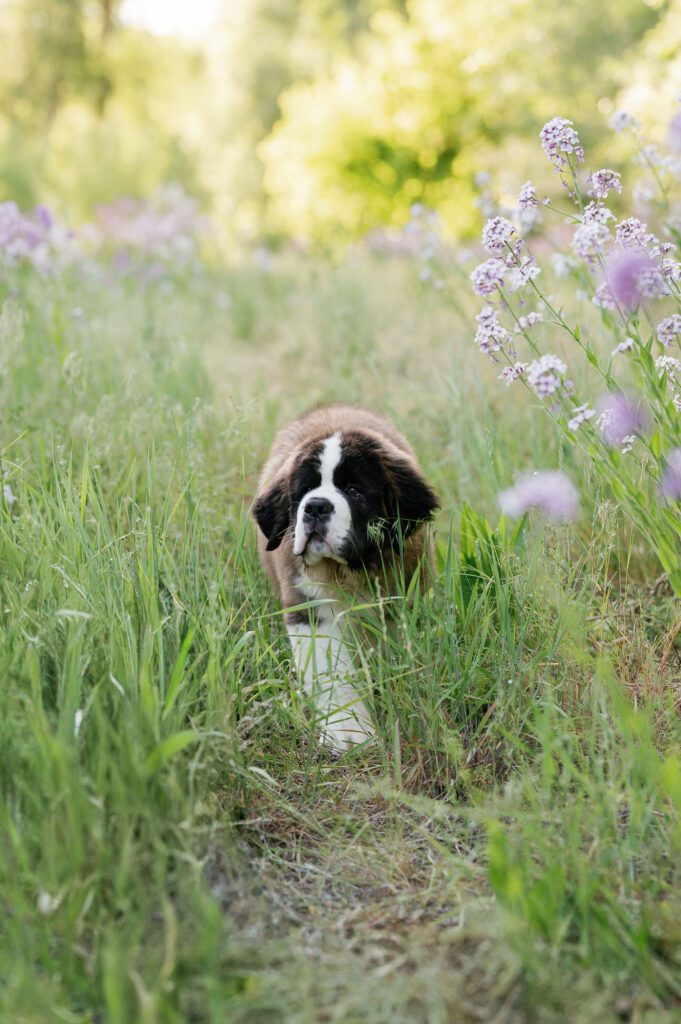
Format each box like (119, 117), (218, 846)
(293, 432), (352, 561)
(287, 617), (375, 751)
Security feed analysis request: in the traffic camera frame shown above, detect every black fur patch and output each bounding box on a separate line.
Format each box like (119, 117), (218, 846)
(253, 439), (325, 551)
(252, 481), (290, 551)
(333, 431), (439, 567)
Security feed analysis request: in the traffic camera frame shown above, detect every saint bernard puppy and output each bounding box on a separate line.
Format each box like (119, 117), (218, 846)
(252, 403), (438, 752)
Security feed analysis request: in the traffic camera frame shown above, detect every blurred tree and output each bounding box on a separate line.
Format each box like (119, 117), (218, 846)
(258, 0), (668, 240)
(0, 0), (676, 242)
(3, 0), (124, 132)
(615, 0), (681, 128)
(0, 0), (204, 214)
(216, 0), (406, 237)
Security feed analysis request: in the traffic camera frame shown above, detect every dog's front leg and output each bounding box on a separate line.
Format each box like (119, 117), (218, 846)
(286, 614), (375, 752)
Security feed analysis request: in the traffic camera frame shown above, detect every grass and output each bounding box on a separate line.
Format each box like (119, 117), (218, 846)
(0, 253), (680, 1023)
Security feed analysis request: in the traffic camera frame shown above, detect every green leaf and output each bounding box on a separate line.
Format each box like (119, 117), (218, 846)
(649, 429), (662, 459)
(144, 730), (199, 775)
(163, 626), (196, 718)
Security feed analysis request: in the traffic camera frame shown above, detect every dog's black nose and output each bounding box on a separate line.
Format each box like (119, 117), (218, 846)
(304, 497), (333, 521)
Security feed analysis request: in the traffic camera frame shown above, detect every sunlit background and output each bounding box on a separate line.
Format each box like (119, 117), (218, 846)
(0, 0), (679, 245)
(120, 0), (220, 39)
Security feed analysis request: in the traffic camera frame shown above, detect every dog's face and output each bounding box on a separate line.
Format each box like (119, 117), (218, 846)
(253, 431), (438, 569)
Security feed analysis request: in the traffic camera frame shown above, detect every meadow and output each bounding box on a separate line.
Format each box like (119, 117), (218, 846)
(0, 213), (680, 1023)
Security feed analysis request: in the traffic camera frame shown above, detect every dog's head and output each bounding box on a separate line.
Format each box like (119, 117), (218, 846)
(253, 430), (438, 568)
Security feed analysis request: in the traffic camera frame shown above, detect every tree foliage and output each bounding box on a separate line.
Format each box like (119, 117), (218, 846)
(260, 0), (669, 239)
(0, 0), (677, 241)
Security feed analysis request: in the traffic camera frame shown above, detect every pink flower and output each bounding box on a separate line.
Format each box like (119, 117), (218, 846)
(596, 393), (648, 446)
(540, 118), (584, 170)
(499, 471), (579, 521)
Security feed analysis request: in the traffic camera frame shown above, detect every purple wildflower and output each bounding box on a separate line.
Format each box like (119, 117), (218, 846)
(517, 182), (537, 211)
(572, 220), (610, 260)
(593, 284), (617, 311)
(660, 257), (681, 283)
(612, 337), (635, 356)
(470, 258), (507, 296)
(656, 355), (681, 378)
(33, 205), (53, 230)
(92, 184), (208, 267)
(660, 448), (681, 502)
(633, 180), (655, 206)
(596, 393), (648, 446)
(475, 305), (510, 356)
(603, 248), (665, 311)
(583, 202), (615, 225)
(499, 471), (579, 521)
(515, 311), (543, 332)
(662, 154), (681, 175)
(508, 254), (541, 291)
(610, 110), (640, 133)
(0, 200), (66, 271)
(634, 144), (662, 168)
(526, 355), (567, 398)
(482, 216), (516, 255)
(615, 217), (654, 250)
(499, 362), (527, 384)
(550, 253), (576, 277)
(540, 118), (585, 170)
(657, 315), (681, 348)
(589, 169), (622, 200)
(567, 403), (595, 431)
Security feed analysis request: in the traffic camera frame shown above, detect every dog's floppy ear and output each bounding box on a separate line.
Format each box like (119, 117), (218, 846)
(384, 453), (439, 538)
(252, 479), (290, 551)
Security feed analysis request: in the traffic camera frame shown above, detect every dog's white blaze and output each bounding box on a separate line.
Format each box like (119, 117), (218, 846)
(286, 618), (375, 751)
(289, 431), (374, 750)
(292, 432), (352, 559)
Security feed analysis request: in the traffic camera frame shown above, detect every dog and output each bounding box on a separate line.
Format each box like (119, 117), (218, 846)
(252, 403), (438, 752)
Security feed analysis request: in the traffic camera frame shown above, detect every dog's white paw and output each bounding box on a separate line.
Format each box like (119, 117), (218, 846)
(318, 710), (376, 753)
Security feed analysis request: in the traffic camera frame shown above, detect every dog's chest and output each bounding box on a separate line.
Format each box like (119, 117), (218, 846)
(296, 562), (369, 618)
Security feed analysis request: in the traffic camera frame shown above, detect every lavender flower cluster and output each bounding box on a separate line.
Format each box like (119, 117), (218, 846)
(90, 185), (209, 270)
(0, 202), (74, 272)
(0, 185), (209, 277)
(468, 107), (681, 524)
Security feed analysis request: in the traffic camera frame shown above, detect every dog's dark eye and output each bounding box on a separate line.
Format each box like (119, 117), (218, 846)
(346, 485), (363, 501)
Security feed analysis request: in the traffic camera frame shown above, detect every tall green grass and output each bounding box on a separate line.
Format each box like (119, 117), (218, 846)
(0, 259), (679, 1023)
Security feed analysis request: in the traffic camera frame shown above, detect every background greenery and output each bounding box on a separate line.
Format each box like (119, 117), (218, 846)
(1, 257), (679, 1023)
(1, 3), (681, 1022)
(1, 0), (680, 242)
